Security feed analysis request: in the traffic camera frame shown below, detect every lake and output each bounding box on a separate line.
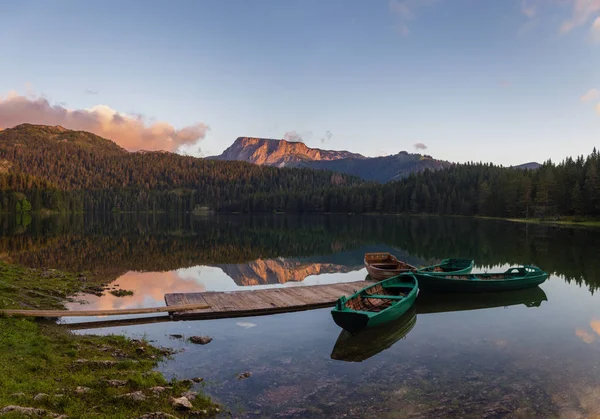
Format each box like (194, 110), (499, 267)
(4, 214), (600, 418)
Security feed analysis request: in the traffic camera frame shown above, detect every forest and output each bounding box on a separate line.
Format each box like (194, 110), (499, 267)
(0, 124), (598, 219)
(220, 150), (600, 219)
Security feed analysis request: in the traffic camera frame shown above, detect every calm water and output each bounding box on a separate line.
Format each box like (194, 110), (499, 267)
(4, 214), (600, 418)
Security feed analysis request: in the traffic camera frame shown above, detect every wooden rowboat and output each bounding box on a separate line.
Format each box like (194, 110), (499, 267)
(417, 258), (474, 275)
(364, 252), (417, 281)
(414, 265), (548, 293)
(330, 307), (416, 362)
(331, 273), (419, 334)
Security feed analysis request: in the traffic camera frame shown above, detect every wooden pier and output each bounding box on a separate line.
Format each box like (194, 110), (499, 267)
(164, 281), (369, 320)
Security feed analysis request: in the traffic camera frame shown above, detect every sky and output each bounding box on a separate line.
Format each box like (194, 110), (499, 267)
(0, 0), (599, 165)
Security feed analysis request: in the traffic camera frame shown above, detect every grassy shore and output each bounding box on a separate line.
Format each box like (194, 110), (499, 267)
(0, 262), (218, 418)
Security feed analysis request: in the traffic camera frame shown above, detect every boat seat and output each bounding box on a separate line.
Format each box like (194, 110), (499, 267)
(362, 294), (405, 300)
(383, 283), (414, 288)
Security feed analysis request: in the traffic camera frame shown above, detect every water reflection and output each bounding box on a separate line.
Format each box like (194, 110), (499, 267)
(330, 287), (548, 363)
(331, 308), (417, 362)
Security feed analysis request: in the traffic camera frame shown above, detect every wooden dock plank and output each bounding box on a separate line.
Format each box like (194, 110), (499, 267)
(165, 281), (370, 320)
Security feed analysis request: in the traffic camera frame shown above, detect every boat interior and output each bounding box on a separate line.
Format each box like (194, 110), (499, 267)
(344, 282), (413, 313)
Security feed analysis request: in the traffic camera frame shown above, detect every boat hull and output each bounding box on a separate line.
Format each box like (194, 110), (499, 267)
(331, 274), (419, 334)
(331, 307), (417, 362)
(365, 264), (414, 281)
(417, 258), (474, 276)
(415, 266), (548, 293)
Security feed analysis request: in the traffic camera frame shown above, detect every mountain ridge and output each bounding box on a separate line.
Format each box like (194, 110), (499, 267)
(211, 136), (452, 182)
(210, 136), (364, 167)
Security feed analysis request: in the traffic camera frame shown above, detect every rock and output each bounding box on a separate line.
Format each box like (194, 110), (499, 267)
(150, 386), (171, 394)
(191, 377), (204, 383)
(74, 359), (117, 367)
(182, 391), (197, 401)
(169, 334), (183, 339)
(237, 371), (251, 380)
(10, 392), (26, 397)
(170, 396), (193, 410)
(188, 336), (212, 345)
(180, 379), (194, 387)
(117, 391), (146, 402)
(137, 413), (178, 419)
(0, 405), (48, 416)
(106, 380), (127, 387)
(136, 346), (146, 354)
(33, 393), (50, 401)
(75, 386), (91, 394)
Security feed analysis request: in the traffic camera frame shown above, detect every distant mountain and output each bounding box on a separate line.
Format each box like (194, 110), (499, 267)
(512, 162), (541, 170)
(211, 137), (452, 183)
(293, 152), (452, 183)
(210, 137), (364, 167)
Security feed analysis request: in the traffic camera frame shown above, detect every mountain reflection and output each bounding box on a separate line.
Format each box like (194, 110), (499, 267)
(0, 213), (598, 293)
(213, 258), (363, 286)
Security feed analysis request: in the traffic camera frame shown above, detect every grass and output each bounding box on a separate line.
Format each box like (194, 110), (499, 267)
(109, 289), (135, 297)
(0, 262), (219, 418)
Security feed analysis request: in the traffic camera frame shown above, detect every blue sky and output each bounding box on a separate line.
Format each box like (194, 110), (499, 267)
(0, 0), (599, 165)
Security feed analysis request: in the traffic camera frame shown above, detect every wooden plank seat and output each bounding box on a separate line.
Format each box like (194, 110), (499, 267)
(363, 294), (405, 300)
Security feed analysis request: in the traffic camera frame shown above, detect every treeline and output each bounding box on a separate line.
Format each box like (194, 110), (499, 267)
(221, 150), (600, 218)
(0, 124), (359, 213)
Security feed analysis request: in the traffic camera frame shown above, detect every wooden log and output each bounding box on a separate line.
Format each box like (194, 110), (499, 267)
(0, 303), (211, 318)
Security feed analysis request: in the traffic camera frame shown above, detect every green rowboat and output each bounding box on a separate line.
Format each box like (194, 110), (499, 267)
(330, 307), (416, 362)
(331, 273), (418, 334)
(414, 265), (548, 293)
(418, 258), (474, 275)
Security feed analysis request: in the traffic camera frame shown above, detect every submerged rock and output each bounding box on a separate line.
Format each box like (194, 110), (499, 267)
(188, 336), (212, 345)
(191, 377), (204, 383)
(169, 334), (183, 339)
(237, 371), (252, 380)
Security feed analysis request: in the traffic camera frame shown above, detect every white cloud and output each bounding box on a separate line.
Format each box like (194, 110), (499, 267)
(0, 91), (209, 152)
(591, 17), (600, 42)
(560, 0), (600, 34)
(388, 0), (437, 36)
(581, 88), (600, 102)
(521, 0), (537, 18)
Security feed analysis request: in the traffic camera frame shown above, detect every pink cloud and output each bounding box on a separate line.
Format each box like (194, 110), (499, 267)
(581, 88), (600, 102)
(591, 17), (600, 42)
(560, 0), (600, 34)
(0, 92), (209, 152)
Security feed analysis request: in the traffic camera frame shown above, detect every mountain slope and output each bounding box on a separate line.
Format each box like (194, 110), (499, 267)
(293, 152), (453, 183)
(210, 137), (364, 167)
(0, 124), (362, 213)
(512, 162), (541, 170)
(212, 137), (452, 182)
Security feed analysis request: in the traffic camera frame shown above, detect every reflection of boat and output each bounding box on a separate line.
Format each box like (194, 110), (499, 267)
(331, 307), (416, 362)
(364, 253), (417, 281)
(331, 273), (418, 333)
(416, 286), (548, 314)
(417, 258), (474, 275)
(414, 265), (549, 293)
